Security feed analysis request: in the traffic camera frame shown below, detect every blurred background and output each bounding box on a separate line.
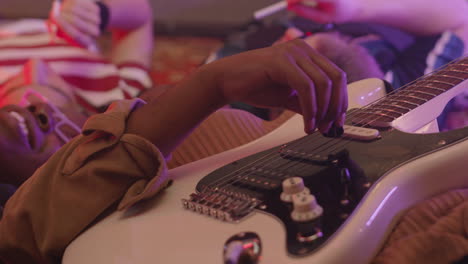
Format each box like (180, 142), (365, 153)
(0, 0), (277, 36)
(0, 0), (283, 86)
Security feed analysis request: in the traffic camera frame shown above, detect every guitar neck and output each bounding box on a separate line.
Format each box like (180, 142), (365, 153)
(352, 56), (468, 131)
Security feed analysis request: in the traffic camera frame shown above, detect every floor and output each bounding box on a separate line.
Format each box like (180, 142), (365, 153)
(150, 36), (223, 85)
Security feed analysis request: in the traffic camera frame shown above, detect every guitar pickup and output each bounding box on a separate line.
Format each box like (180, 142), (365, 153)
(343, 125), (380, 141)
(279, 148), (329, 164)
(279, 126), (379, 163)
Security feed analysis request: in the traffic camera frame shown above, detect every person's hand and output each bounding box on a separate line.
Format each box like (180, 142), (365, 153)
(203, 39), (348, 134)
(286, 0), (361, 24)
(49, 0), (101, 47)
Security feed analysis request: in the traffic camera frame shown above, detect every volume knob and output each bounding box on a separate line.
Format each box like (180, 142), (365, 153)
(280, 177), (310, 202)
(291, 193), (323, 222)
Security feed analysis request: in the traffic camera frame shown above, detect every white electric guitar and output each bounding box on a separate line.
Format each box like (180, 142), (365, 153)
(63, 57), (468, 264)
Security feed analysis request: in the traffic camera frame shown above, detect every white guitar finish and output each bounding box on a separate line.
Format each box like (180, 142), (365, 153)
(392, 76), (467, 133)
(63, 78), (468, 264)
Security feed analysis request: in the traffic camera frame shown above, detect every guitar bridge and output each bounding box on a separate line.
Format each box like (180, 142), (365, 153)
(182, 187), (262, 222)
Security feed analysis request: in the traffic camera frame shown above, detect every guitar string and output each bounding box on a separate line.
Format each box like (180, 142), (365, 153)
(201, 57), (467, 199)
(266, 76), (437, 175)
(279, 59), (468, 198)
(273, 56), (468, 169)
(269, 58), (468, 179)
(200, 56), (467, 197)
(198, 57), (468, 203)
(194, 106), (370, 206)
(322, 70), (461, 154)
(199, 106), (367, 191)
(280, 57), (468, 181)
(199, 94), (405, 197)
(199, 71), (436, 189)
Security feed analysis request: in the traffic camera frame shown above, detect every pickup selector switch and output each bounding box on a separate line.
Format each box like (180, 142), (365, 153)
(280, 177), (310, 202)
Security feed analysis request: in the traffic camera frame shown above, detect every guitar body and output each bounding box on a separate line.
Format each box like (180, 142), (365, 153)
(64, 59), (468, 263)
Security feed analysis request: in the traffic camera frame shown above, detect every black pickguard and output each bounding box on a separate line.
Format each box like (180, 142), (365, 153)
(196, 126), (468, 257)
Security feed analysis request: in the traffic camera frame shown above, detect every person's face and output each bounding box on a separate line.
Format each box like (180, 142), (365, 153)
(0, 87), (87, 186)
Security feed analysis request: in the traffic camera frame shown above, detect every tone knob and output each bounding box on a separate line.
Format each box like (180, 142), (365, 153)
(280, 177), (310, 202)
(291, 193), (323, 222)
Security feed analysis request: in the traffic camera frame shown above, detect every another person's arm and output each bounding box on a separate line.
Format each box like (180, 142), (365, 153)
(287, 0), (468, 36)
(52, 0), (154, 67)
(102, 0), (154, 68)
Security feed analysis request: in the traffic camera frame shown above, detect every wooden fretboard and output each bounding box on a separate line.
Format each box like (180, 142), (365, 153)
(352, 56), (468, 127)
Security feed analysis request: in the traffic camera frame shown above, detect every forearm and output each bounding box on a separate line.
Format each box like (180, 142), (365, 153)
(110, 20), (154, 67)
(355, 0), (468, 35)
(101, 0), (152, 30)
(128, 39), (349, 156)
(101, 0), (154, 67)
(125, 65), (227, 157)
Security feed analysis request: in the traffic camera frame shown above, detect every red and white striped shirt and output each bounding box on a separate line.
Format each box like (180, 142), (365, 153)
(0, 19), (152, 113)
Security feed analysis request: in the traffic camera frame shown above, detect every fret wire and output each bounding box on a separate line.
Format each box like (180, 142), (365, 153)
(436, 73), (467, 82)
(353, 56), (468, 127)
(432, 73), (463, 81)
(424, 78), (459, 86)
(393, 91), (430, 102)
(357, 110), (397, 119)
(412, 85), (446, 93)
(450, 66), (468, 72)
(417, 80), (453, 89)
(378, 102), (412, 112)
(441, 66), (468, 72)
(407, 89), (438, 97)
(370, 106), (405, 115)
(443, 68), (468, 76)
(205, 57), (468, 197)
(386, 99), (419, 108)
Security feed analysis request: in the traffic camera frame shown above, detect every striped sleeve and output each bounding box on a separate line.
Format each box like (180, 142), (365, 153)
(117, 62), (153, 98)
(0, 19), (155, 114)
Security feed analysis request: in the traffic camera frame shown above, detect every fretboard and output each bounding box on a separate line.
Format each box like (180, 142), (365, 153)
(352, 56), (468, 127)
